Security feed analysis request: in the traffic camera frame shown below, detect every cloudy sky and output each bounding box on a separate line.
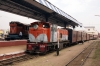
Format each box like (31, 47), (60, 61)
(0, 0), (100, 31)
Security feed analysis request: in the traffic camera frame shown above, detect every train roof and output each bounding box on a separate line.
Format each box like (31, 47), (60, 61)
(10, 21), (30, 26)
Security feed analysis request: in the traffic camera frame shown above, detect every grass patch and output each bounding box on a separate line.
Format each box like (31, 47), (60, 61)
(92, 41), (100, 66)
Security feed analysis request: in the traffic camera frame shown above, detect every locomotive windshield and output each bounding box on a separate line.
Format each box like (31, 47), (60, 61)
(33, 24), (38, 29)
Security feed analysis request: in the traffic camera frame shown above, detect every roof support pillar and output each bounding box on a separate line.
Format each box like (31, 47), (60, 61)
(45, 16), (48, 22)
(45, 14), (50, 22)
(64, 22), (67, 28)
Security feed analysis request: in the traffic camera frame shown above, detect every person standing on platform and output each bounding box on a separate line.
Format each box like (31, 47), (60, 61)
(19, 31), (23, 39)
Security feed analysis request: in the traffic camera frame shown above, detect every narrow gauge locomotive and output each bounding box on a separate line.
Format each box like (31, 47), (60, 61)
(26, 21), (69, 54)
(26, 21), (96, 54)
(5, 21), (29, 40)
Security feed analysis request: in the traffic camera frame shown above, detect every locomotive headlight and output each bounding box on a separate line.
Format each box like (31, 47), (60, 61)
(33, 24), (38, 29)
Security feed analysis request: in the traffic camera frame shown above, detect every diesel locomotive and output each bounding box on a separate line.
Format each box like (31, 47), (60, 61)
(5, 21), (29, 40)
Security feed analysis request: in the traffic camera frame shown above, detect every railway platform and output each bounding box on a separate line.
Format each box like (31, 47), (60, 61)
(0, 40), (27, 47)
(0, 40), (27, 60)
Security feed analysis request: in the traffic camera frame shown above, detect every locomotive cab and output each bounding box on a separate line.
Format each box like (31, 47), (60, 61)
(28, 22), (50, 43)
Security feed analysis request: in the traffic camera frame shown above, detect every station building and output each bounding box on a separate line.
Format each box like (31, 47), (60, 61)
(84, 26), (99, 38)
(84, 26), (98, 34)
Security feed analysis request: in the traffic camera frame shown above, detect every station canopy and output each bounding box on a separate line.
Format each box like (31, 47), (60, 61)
(0, 0), (82, 27)
(25, 0), (82, 27)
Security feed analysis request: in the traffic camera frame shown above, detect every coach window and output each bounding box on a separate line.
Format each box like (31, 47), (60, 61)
(83, 35), (84, 37)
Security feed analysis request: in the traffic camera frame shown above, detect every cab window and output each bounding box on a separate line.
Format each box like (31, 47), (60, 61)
(43, 23), (50, 28)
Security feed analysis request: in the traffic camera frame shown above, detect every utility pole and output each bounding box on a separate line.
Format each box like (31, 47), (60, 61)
(95, 15), (100, 17)
(57, 29), (59, 56)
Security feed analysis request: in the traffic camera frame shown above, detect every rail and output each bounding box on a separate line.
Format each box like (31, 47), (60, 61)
(0, 54), (39, 66)
(65, 41), (99, 66)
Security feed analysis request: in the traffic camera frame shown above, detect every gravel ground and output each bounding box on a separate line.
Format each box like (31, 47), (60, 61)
(12, 40), (94, 66)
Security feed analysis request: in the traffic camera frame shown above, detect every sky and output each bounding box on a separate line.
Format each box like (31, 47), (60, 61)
(0, 0), (100, 32)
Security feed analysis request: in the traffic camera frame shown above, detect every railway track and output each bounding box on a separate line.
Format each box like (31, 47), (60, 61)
(0, 54), (38, 66)
(65, 40), (99, 66)
(0, 40), (98, 66)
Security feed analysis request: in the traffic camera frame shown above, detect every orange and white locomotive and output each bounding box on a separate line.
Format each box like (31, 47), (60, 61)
(26, 21), (69, 54)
